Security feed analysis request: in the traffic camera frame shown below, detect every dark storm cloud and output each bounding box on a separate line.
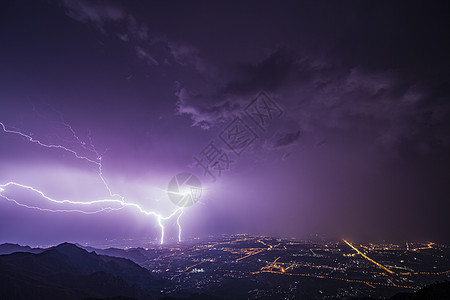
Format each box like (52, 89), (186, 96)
(62, 0), (159, 67)
(168, 42), (214, 75)
(223, 49), (298, 95)
(173, 49), (299, 130)
(62, 0), (147, 42)
(62, 0), (215, 73)
(175, 87), (242, 130)
(175, 46), (450, 156)
(135, 45), (159, 65)
(58, 0), (450, 154)
(266, 131), (301, 149)
(62, 0), (126, 27)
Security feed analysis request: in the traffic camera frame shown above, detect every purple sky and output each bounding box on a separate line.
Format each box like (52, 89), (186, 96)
(1, 0), (450, 246)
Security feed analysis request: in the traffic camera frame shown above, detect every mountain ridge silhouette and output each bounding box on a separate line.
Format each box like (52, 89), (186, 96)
(0, 242), (164, 300)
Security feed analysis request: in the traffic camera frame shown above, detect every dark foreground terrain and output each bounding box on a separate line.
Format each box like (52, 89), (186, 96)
(1, 236), (449, 299)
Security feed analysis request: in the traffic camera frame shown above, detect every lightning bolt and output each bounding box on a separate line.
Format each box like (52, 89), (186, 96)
(177, 209), (184, 242)
(0, 121), (184, 244)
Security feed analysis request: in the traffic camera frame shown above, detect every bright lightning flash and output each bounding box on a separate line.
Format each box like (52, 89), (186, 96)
(0, 121), (184, 245)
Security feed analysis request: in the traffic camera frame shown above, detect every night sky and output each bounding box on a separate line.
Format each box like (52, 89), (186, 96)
(1, 0), (450, 246)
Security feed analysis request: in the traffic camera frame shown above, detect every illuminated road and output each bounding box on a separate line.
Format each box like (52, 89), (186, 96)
(343, 239), (394, 274)
(236, 249), (265, 261)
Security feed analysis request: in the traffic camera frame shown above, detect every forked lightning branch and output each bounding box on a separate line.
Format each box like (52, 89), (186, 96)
(0, 121), (198, 244)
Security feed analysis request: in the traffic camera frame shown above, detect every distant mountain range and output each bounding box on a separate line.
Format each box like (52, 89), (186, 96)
(0, 242), (165, 300)
(0, 242), (155, 266)
(75, 244), (153, 266)
(0, 243), (44, 255)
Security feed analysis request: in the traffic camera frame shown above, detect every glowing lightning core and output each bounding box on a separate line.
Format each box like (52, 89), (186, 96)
(0, 121), (184, 244)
